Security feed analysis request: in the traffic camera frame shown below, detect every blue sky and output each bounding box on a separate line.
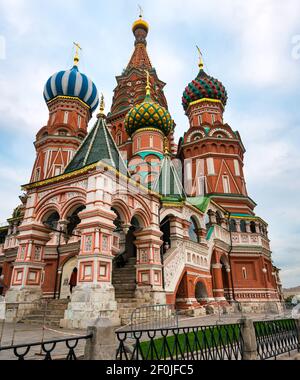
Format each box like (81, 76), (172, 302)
(0, 0), (300, 288)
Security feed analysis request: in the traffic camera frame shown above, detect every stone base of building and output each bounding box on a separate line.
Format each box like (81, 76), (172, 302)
(60, 284), (121, 329)
(135, 286), (166, 305)
(4, 287), (42, 322)
(231, 300), (283, 314)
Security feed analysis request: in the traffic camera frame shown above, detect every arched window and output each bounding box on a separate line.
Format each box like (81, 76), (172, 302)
(112, 208), (123, 232)
(205, 214), (211, 230)
(67, 206), (86, 236)
(58, 129), (68, 136)
(188, 217), (199, 243)
(216, 211), (222, 226)
(240, 220), (247, 233)
(229, 219), (237, 232)
(250, 221), (256, 233)
(43, 212), (60, 230)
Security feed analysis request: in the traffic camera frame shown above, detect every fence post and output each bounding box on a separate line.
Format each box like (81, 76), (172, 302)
(295, 318), (300, 352)
(240, 317), (258, 360)
(84, 318), (119, 360)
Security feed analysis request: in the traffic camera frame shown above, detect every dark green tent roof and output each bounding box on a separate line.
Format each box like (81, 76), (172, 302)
(64, 116), (129, 176)
(153, 155), (186, 199)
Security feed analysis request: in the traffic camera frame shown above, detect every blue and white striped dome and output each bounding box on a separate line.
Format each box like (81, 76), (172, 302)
(43, 65), (99, 113)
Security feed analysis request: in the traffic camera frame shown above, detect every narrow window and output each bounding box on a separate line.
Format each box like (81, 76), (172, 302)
(34, 168), (41, 182)
(211, 114), (215, 124)
(150, 135), (153, 148)
(64, 111), (69, 124)
(54, 165), (62, 176)
(242, 267), (247, 279)
(207, 158), (215, 175)
(198, 114), (203, 125)
(223, 175), (230, 193)
(137, 137), (141, 150)
(234, 159), (240, 176)
(77, 115), (81, 128)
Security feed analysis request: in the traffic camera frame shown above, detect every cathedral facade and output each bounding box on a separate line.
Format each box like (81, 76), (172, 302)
(0, 16), (283, 328)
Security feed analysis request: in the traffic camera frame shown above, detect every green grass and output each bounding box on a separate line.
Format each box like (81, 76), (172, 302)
(138, 324), (241, 359)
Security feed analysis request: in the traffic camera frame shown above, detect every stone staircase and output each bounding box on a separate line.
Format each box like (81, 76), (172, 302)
(20, 299), (69, 327)
(112, 257), (140, 325)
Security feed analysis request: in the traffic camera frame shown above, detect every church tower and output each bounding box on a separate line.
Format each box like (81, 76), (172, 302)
(179, 52), (253, 214)
(107, 14), (176, 160)
(30, 46), (99, 183)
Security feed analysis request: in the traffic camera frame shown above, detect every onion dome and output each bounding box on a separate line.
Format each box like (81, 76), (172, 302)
(43, 45), (99, 113)
(182, 52), (227, 112)
(125, 71), (173, 137)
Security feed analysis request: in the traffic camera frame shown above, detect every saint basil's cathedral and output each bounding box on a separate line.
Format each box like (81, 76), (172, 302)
(0, 15), (283, 328)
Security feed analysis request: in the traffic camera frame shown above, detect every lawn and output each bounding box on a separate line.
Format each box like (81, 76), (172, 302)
(137, 324), (242, 360)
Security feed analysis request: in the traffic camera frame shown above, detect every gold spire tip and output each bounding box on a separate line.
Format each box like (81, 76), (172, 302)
(73, 42), (82, 66)
(97, 93), (106, 118)
(144, 70), (151, 96)
(196, 45), (204, 70)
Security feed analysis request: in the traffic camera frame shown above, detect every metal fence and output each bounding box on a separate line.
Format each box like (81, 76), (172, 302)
(254, 319), (300, 360)
(130, 304), (178, 332)
(0, 335), (92, 360)
(116, 323), (244, 360)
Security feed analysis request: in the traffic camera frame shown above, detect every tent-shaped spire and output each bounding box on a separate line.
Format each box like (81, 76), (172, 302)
(153, 155), (186, 200)
(64, 113), (129, 176)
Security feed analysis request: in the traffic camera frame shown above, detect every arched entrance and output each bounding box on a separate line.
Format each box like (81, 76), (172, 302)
(60, 256), (78, 299)
(125, 216), (141, 259)
(160, 216), (171, 254)
(195, 281), (208, 304)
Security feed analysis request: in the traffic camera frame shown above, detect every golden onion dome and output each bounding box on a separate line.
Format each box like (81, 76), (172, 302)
(132, 18), (149, 33)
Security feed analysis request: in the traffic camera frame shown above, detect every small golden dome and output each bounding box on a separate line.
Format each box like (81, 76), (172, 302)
(132, 18), (149, 33)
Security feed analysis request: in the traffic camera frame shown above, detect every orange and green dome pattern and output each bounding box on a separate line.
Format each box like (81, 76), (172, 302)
(125, 95), (173, 136)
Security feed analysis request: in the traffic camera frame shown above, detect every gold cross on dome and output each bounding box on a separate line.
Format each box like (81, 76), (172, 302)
(73, 42), (82, 66)
(138, 4), (143, 19)
(196, 45), (204, 69)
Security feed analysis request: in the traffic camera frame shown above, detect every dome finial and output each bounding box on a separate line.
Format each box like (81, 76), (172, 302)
(97, 93), (106, 118)
(73, 42), (82, 66)
(138, 4), (143, 19)
(196, 45), (204, 70)
(144, 70), (151, 97)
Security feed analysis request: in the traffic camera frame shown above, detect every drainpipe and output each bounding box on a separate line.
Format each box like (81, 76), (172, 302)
(159, 205), (165, 291)
(53, 228), (62, 300)
(226, 212), (236, 302)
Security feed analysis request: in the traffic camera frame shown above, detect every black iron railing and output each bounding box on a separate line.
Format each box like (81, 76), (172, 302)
(116, 323), (243, 360)
(254, 319), (300, 360)
(0, 334), (92, 360)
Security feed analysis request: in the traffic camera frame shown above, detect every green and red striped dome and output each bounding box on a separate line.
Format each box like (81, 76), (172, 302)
(182, 68), (228, 112)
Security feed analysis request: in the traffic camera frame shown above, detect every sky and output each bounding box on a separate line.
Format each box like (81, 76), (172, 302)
(0, 0), (300, 288)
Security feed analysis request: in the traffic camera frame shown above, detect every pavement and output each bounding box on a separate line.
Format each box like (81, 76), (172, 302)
(0, 310), (297, 360)
(0, 321), (87, 360)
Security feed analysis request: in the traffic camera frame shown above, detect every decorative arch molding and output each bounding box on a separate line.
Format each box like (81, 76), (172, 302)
(58, 253), (78, 271)
(160, 208), (182, 222)
(186, 129), (206, 143)
(132, 208), (150, 228)
(111, 198), (132, 225)
(61, 197), (86, 220)
(36, 187), (87, 214)
(36, 204), (61, 223)
(208, 128), (233, 139)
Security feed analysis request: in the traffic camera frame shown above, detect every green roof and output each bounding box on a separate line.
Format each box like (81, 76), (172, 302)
(153, 155), (185, 199)
(64, 116), (129, 176)
(187, 196), (210, 213)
